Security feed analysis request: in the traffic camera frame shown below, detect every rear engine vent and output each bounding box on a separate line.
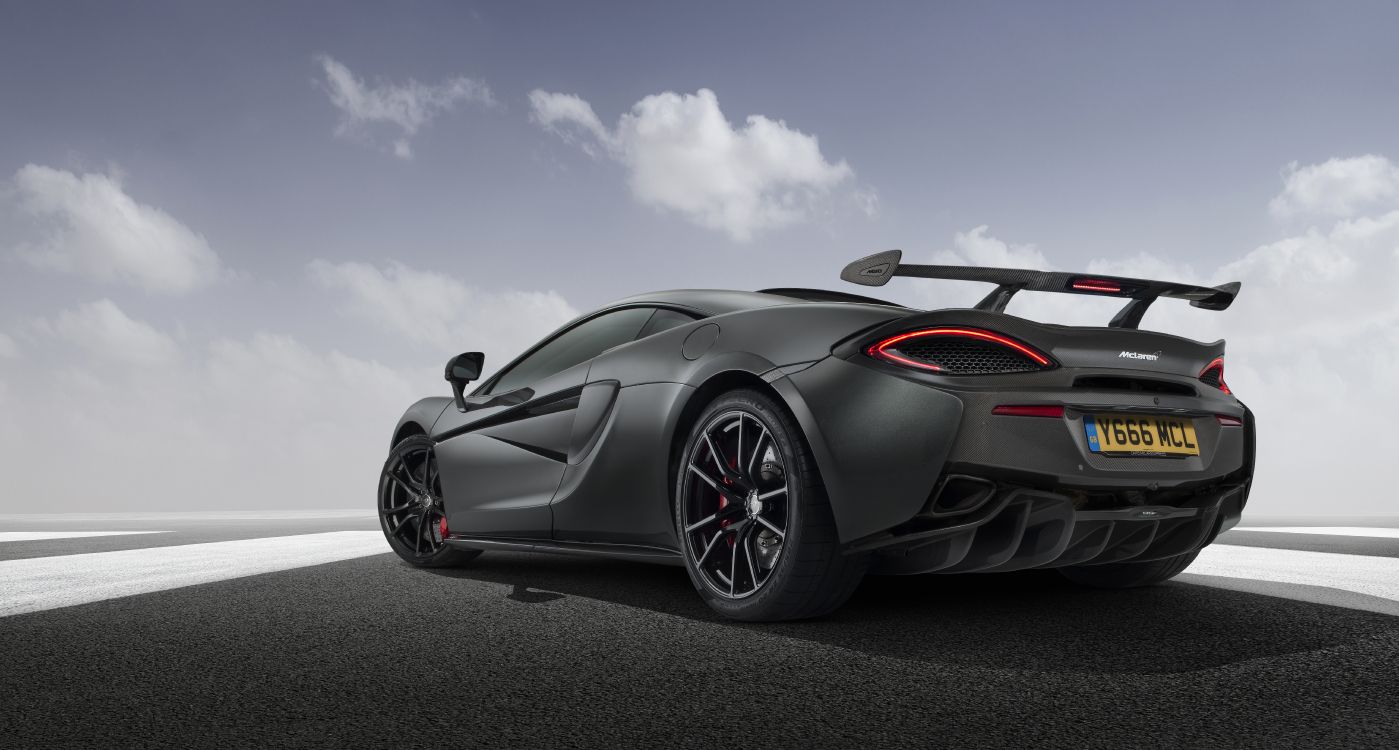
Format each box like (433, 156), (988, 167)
(1198, 368), (1222, 388)
(1074, 375), (1196, 397)
(892, 337), (1043, 374)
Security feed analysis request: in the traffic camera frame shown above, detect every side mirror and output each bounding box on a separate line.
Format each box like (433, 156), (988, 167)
(444, 352), (485, 411)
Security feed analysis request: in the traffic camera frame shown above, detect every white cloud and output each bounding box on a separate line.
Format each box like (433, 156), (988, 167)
(1, 305), (427, 513)
(900, 155), (1399, 515)
(43, 299), (180, 366)
(307, 259), (577, 369)
(0, 332), (17, 359)
(1268, 154), (1399, 220)
(317, 55), (495, 159)
(529, 88), (855, 241)
(9, 165), (223, 294)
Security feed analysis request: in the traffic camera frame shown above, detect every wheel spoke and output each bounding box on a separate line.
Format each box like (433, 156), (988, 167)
(757, 486), (787, 501)
(742, 525), (759, 592)
(685, 513), (719, 533)
(729, 529), (738, 597)
(687, 463), (741, 501)
(413, 514), (424, 554)
(747, 426), (769, 478)
(380, 502), (414, 514)
(696, 531), (725, 566)
(386, 471), (416, 497)
(388, 510), (416, 534)
(755, 515), (785, 539)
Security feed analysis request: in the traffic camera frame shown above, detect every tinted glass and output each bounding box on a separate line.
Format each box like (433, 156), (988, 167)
(488, 307), (653, 394)
(638, 308), (699, 338)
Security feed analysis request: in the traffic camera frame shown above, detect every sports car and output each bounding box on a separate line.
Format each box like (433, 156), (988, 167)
(378, 250), (1255, 621)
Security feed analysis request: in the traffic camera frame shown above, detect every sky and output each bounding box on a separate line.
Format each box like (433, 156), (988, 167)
(1, 0), (1398, 514)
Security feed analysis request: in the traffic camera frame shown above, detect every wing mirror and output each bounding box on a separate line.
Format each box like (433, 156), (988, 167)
(444, 352), (485, 411)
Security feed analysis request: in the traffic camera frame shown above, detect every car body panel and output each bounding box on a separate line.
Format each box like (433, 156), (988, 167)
(393, 286), (1254, 569)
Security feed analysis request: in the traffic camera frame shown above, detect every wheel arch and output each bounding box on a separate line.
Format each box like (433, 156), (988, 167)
(666, 368), (825, 527)
(391, 397), (453, 448)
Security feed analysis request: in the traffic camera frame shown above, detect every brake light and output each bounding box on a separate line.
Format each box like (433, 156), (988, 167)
(1216, 414), (1243, 426)
(992, 405), (1065, 418)
(1070, 279), (1122, 293)
(1199, 357), (1231, 395)
(866, 327), (1054, 373)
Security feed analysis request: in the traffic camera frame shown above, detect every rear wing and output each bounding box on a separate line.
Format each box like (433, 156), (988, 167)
(840, 249), (1240, 329)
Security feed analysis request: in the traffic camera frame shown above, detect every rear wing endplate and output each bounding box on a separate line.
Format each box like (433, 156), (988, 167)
(840, 249), (1240, 329)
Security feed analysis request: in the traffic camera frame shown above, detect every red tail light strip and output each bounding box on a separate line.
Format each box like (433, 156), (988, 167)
(1215, 414), (1243, 427)
(867, 327), (1054, 372)
(992, 405), (1065, 418)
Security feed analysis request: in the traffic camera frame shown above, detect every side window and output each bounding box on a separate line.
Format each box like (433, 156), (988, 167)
(487, 307), (654, 394)
(638, 308), (699, 338)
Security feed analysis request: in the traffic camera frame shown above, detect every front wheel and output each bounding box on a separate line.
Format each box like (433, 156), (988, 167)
(378, 435), (480, 568)
(675, 389), (867, 621)
(1057, 550), (1199, 588)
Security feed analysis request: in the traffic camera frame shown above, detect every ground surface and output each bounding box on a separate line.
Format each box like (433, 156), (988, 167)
(1, 514), (1396, 749)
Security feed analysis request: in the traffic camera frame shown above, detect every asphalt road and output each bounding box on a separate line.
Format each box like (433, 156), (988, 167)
(1, 516), (1397, 749)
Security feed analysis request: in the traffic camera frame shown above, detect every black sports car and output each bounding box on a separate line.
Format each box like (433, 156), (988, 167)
(378, 250), (1254, 621)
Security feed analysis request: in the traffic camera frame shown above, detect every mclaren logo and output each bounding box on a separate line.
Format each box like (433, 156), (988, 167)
(1118, 350), (1162, 361)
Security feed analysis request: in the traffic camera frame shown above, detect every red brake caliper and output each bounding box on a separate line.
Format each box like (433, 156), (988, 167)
(438, 516), (449, 540)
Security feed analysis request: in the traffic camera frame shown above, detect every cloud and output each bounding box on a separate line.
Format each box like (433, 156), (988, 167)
(307, 259), (577, 368)
(1268, 154), (1399, 220)
(529, 88), (856, 241)
(8, 165), (223, 294)
(901, 155), (1399, 515)
(0, 332), (16, 359)
(316, 55), (495, 159)
(1, 301), (427, 513)
(42, 299), (180, 367)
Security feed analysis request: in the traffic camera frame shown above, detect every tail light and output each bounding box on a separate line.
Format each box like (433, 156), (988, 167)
(1198, 357), (1231, 395)
(866, 327), (1055, 374)
(992, 405), (1064, 418)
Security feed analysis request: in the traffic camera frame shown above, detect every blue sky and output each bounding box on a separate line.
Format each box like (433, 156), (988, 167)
(2, 1), (1398, 513)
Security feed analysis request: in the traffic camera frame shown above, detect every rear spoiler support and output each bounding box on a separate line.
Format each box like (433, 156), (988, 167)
(841, 249), (1240, 329)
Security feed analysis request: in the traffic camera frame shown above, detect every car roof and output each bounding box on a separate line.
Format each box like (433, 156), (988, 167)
(605, 288), (908, 316)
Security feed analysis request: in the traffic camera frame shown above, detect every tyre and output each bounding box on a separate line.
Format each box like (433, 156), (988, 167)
(378, 435), (481, 568)
(1057, 550), (1199, 588)
(675, 389), (867, 621)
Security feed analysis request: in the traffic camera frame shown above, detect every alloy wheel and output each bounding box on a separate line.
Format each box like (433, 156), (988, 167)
(680, 409), (791, 599)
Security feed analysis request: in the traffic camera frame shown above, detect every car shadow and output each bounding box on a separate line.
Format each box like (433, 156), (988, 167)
(424, 551), (1394, 675)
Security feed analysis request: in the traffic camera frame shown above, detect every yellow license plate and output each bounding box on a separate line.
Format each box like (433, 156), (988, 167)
(1084, 414), (1199, 456)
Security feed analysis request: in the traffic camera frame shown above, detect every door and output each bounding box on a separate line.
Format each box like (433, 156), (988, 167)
(431, 307), (655, 538)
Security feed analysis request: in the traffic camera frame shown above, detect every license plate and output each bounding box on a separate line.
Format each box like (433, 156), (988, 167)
(1084, 414), (1199, 456)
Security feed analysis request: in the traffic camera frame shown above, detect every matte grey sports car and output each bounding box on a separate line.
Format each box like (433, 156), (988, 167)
(379, 250), (1254, 621)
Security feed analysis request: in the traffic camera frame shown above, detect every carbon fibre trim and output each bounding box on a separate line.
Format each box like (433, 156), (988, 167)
(864, 484), (1241, 575)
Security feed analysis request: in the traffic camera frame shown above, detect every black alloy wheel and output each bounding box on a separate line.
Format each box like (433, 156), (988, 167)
(680, 408), (791, 599)
(379, 435), (480, 567)
(676, 389), (867, 621)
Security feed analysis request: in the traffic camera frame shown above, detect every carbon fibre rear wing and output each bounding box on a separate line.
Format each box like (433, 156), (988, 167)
(840, 249), (1240, 329)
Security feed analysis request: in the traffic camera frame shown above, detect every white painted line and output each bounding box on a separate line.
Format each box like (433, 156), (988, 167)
(0, 531), (169, 543)
(1180, 544), (1399, 617)
(1231, 526), (1399, 540)
(0, 531), (390, 617)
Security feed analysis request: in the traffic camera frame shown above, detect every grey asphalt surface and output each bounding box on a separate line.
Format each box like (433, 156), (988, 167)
(2, 522), (1397, 748)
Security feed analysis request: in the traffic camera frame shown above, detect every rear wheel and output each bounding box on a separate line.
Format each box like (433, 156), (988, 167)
(378, 435), (480, 568)
(675, 389), (867, 621)
(1057, 550), (1199, 588)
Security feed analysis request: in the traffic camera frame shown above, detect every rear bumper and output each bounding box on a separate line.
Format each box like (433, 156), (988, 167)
(778, 355), (1254, 545)
(855, 479), (1246, 575)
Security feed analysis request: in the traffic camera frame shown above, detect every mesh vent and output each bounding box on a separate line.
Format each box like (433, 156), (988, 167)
(890, 337), (1044, 374)
(1199, 367), (1222, 389)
